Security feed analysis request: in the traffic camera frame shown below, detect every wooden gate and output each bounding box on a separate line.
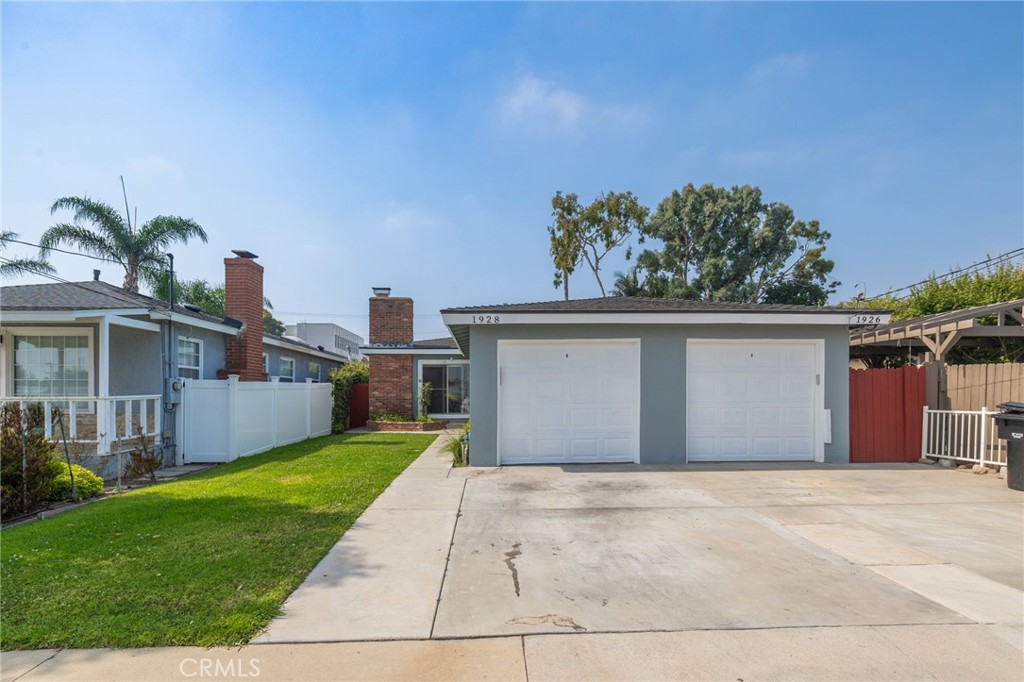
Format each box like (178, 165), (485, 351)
(349, 383), (369, 429)
(849, 366), (927, 462)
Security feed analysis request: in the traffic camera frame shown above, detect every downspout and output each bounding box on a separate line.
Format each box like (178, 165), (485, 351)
(163, 254), (177, 464)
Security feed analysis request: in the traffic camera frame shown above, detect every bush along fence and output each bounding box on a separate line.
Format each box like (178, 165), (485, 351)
(329, 360), (369, 433)
(1, 402), (105, 522)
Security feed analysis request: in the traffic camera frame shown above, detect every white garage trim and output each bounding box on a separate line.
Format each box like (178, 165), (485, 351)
(685, 339), (825, 463)
(496, 339), (641, 466)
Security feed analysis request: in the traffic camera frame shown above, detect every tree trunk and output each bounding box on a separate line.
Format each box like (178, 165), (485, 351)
(123, 257), (139, 292)
(562, 270), (569, 301)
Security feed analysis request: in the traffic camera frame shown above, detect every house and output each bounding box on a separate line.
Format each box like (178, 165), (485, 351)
(285, 322), (364, 362)
(361, 288), (468, 421)
(364, 289), (891, 466)
(0, 251), (348, 475)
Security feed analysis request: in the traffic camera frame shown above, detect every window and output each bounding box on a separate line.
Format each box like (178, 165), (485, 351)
(177, 338), (202, 379)
(12, 333), (91, 397)
(308, 362), (321, 382)
(262, 353), (269, 375)
(279, 357), (295, 382)
(419, 362), (469, 416)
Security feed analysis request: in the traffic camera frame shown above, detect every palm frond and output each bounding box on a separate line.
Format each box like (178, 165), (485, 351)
(38, 223), (123, 263)
(138, 216), (208, 251)
(0, 230), (18, 244)
(50, 196), (128, 239)
(1, 257), (57, 278)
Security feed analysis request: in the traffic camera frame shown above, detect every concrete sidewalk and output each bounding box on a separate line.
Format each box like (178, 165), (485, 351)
(4, 623), (1022, 681)
(254, 432), (465, 643)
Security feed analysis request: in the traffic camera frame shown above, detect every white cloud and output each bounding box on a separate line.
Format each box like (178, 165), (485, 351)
(498, 76), (587, 130)
(496, 75), (647, 134)
(748, 52), (812, 85)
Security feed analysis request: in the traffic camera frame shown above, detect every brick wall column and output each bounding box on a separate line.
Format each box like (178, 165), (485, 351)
(220, 254), (269, 381)
(368, 290), (414, 419)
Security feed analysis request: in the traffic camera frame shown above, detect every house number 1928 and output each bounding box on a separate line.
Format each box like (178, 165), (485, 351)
(471, 315), (500, 324)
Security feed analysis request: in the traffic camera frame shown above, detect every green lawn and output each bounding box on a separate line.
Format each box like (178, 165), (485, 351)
(0, 432), (435, 650)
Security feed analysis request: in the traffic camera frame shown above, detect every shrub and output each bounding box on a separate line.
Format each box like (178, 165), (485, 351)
(1, 402), (60, 519)
(445, 421), (470, 466)
(418, 381), (432, 419)
(328, 360), (369, 433)
(50, 461), (104, 501)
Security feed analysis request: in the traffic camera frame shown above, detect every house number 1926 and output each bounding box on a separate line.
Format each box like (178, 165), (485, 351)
(472, 315), (500, 324)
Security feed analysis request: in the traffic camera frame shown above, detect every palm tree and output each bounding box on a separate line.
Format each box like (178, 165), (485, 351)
(40, 179), (207, 292)
(611, 268), (642, 297)
(0, 231), (56, 279)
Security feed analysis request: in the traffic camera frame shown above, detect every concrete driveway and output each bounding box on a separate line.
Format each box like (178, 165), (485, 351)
(254, 436), (1023, 677)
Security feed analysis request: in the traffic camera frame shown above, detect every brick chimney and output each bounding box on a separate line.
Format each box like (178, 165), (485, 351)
(368, 287), (414, 417)
(219, 250), (269, 381)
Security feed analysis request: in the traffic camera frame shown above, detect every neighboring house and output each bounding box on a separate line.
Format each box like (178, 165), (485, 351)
(0, 251), (347, 475)
(361, 289), (468, 423)
(365, 289), (891, 466)
(285, 322), (364, 362)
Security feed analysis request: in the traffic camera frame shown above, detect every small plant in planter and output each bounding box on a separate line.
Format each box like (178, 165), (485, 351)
(367, 411), (448, 432)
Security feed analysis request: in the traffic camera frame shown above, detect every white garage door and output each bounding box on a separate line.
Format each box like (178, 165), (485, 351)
(686, 340), (820, 462)
(499, 340), (639, 465)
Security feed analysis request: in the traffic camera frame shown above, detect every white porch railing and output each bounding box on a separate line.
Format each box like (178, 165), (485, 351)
(0, 395), (162, 456)
(921, 406), (1007, 467)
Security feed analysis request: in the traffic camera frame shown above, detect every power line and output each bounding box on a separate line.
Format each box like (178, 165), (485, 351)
(0, 256), (174, 312)
(876, 248), (1023, 300)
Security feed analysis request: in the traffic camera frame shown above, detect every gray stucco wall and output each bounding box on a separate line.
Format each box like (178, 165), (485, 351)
(262, 343), (342, 383)
(467, 323), (850, 466)
(173, 326), (227, 379)
(109, 325), (163, 395)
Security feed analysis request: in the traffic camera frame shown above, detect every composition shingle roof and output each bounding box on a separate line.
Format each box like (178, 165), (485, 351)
(0, 280), (231, 326)
(441, 297), (886, 315)
(411, 337), (459, 349)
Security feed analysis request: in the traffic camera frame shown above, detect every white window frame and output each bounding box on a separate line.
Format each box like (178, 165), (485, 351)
(1, 326), (95, 399)
(177, 336), (203, 379)
(416, 358), (470, 419)
(279, 356), (295, 382)
(308, 361), (321, 382)
(262, 352), (269, 376)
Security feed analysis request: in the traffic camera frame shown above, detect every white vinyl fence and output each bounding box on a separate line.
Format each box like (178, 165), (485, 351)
(921, 406), (1007, 467)
(178, 376), (332, 463)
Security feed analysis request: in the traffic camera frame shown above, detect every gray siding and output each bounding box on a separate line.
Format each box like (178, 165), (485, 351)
(262, 343), (342, 383)
(468, 323), (850, 466)
(174, 326), (227, 379)
(109, 324), (162, 395)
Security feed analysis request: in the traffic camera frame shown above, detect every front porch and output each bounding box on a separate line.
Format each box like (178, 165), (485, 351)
(0, 395), (164, 479)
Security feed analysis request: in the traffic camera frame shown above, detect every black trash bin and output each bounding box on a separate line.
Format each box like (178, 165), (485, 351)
(993, 402), (1024, 492)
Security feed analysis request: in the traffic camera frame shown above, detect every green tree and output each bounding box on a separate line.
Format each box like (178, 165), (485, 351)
(548, 190), (648, 298)
(637, 183), (837, 303)
(548, 192), (584, 300)
(0, 231), (56, 279)
(850, 262), (1024, 364)
(149, 273), (285, 335)
(40, 179), (207, 293)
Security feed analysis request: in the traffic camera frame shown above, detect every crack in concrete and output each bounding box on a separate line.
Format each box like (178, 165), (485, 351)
(504, 542), (523, 597)
(508, 613), (587, 632)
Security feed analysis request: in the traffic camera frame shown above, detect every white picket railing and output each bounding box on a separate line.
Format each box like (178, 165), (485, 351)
(921, 406), (1007, 467)
(0, 395), (162, 456)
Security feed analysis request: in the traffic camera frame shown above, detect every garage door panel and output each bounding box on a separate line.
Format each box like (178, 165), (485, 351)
(719, 376), (749, 399)
(753, 407), (781, 427)
(687, 340), (818, 462)
(500, 341), (639, 464)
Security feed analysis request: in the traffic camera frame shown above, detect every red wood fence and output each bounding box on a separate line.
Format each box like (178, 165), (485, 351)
(349, 383), (369, 429)
(849, 366), (927, 463)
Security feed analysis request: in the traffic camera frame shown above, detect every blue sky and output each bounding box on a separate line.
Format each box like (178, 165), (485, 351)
(3, 2), (1022, 340)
